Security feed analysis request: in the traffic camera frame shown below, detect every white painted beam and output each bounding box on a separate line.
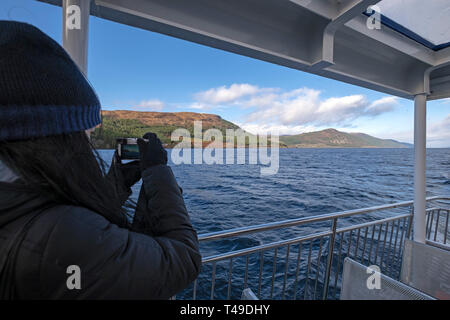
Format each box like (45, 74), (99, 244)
(289, 0), (338, 19)
(37, 0), (450, 101)
(314, 0), (379, 67)
(413, 93), (427, 243)
(62, 0), (91, 75)
(345, 15), (436, 66)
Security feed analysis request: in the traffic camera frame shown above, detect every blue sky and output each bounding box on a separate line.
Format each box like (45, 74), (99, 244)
(2, 0), (450, 147)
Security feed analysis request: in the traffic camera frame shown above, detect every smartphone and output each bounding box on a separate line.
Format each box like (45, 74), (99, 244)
(116, 138), (147, 160)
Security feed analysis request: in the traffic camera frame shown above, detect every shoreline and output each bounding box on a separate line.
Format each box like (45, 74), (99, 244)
(93, 146), (450, 150)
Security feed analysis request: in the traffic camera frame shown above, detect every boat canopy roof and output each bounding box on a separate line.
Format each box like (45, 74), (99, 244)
(39, 0), (450, 101)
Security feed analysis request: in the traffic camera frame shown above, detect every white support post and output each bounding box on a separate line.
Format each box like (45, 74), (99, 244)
(413, 93), (427, 243)
(62, 0), (91, 76)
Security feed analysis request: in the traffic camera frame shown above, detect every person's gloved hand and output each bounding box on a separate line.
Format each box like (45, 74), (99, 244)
(107, 151), (142, 191)
(137, 132), (168, 171)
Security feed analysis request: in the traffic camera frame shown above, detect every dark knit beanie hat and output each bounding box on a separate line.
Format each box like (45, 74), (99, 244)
(0, 21), (101, 141)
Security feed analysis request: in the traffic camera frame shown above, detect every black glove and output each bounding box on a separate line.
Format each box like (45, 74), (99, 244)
(137, 132), (168, 171)
(107, 151), (142, 191)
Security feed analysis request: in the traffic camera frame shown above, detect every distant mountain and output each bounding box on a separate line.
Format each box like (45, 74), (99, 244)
(91, 111), (411, 149)
(279, 128), (412, 148)
(101, 110), (239, 129)
(91, 110), (243, 149)
(382, 139), (413, 148)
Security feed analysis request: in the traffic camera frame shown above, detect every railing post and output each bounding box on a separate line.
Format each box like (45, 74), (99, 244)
(323, 218), (337, 300)
(413, 93), (427, 243)
(406, 206), (414, 240)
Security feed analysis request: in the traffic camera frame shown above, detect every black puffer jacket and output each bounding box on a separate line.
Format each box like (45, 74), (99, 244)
(0, 164), (201, 299)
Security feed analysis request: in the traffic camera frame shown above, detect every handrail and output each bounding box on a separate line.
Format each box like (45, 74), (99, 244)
(189, 198), (449, 300)
(202, 230), (333, 263)
(198, 196), (450, 242)
(201, 213), (413, 263)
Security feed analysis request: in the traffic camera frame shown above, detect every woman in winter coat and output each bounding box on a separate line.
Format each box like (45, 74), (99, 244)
(0, 21), (201, 299)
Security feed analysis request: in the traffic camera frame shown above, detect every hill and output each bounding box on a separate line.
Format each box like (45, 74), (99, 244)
(101, 110), (239, 128)
(91, 111), (411, 149)
(91, 110), (244, 149)
(278, 128), (412, 148)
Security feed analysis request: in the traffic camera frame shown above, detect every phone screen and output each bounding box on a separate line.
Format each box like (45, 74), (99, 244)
(120, 144), (140, 160)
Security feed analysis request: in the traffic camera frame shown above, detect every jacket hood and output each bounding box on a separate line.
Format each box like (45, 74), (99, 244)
(0, 181), (54, 228)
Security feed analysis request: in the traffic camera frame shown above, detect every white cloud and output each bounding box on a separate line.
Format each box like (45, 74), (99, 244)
(374, 114), (450, 147)
(134, 99), (165, 111)
(244, 92), (280, 108)
(190, 84), (400, 125)
(187, 102), (210, 110)
(375, 129), (413, 144)
(239, 123), (320, 136)
(244, 88), (398, 127)
(188, 84), (399, 136)
(194, 83), (261, 105)
(427, 114), (450, 147)
(365, 96), (398, 116)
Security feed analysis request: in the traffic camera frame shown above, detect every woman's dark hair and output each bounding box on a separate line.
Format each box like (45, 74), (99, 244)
(0, 131), (134, 228)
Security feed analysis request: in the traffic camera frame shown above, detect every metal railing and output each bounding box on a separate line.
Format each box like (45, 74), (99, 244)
(178, 196), (450, 300)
